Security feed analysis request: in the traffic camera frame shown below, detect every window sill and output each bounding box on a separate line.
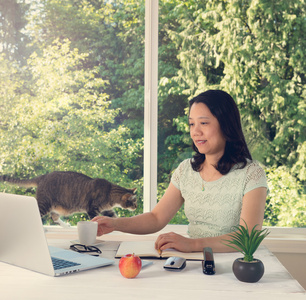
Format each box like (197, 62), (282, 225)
(263, 227), (306, 254)
(43, 225), (306, 253)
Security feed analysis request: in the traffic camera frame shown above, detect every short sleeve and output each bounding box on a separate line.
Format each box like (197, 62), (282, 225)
(244, 162), (269, 195)
(170, 159), (190, 190)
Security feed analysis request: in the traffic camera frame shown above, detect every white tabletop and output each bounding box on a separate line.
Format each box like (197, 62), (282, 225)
(1, 225), (305, 300)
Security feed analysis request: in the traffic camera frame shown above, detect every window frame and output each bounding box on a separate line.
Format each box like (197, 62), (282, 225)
(142, 1), (305, 233)
(143, 0), (158, 212)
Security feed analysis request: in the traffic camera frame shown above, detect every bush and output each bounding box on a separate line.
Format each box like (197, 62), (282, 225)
(264, 166), (305, 227)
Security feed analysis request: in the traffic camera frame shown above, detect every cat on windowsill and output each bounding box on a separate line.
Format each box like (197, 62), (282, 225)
(0, 171), (137, 228)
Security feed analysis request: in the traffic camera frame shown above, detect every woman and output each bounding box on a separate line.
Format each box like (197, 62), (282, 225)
(92, 90), (268, 253)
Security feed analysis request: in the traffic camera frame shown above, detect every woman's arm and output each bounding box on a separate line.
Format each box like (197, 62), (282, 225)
(155, 187), (267, 253)
(92, 182), (184, 236)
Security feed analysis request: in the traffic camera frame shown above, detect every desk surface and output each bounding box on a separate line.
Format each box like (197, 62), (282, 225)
(1, 225), (305, 300)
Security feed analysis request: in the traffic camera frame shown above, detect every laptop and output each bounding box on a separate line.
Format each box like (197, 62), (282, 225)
(0, 192), (114, 276)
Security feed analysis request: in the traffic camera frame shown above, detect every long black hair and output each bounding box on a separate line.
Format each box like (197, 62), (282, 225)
(189, 90), (252, 174)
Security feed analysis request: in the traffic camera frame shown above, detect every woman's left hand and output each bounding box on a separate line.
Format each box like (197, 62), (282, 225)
(155, 232), (195, 253)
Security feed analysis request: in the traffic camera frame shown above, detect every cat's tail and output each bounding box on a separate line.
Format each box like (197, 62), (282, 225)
(0, 175), (39, 188)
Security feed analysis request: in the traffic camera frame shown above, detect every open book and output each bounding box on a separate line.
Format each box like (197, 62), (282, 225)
(115, 240), (204, 261)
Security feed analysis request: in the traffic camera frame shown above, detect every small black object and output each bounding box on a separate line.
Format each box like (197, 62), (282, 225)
(202, 247), (215, 275)
(70, 244), (102, 256)
(163, 256), (186, 271)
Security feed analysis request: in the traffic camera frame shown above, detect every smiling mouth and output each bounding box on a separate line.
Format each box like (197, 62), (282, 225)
(195, 140), (207, 145)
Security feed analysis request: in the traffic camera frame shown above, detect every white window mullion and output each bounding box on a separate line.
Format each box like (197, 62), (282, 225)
(144, 0), (158, 212)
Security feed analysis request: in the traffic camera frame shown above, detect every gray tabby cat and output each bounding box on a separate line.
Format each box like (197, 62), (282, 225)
(0, 171), (137, 227)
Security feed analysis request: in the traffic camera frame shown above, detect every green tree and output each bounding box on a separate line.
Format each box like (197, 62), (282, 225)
(157, 0), (305, 226)
(0, 39), (142, 182)
(162, 0), (305, 181)
(265, 166), (305, 227)
(0, 0), (304, 227)
(0, 0), (30, 63)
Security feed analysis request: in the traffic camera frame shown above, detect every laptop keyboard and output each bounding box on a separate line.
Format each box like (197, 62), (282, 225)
(51, 257), (81, 270)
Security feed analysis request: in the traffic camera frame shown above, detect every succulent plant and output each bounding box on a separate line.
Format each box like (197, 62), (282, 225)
(223, 220), (270, 262)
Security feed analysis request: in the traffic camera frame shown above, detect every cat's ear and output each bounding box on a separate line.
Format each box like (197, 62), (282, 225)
(132, 188), (137, 194)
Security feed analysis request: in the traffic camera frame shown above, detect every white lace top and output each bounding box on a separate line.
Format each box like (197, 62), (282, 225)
(171, 159), (268, 238)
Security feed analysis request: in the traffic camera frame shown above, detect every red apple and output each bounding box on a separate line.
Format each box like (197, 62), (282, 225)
(119, 253), (142, 278)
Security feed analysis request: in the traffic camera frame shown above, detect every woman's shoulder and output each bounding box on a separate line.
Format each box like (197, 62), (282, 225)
(172, 158), (193, 179)
(171, 158), (192, 188)
(171, 158), (190, 171)
(245, 159), (266, 172)
(237, 159), (268, 186)
(233, 159), (264, 171)
(243, 160), (269, 192)
(230, 159), (267, 180)
(177, 158), (192, 168)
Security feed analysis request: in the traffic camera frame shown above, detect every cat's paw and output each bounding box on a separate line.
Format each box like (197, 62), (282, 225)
(62, 223), (71, 228)
(101, 209), (117, 218)
(56, 218), (71, 228)
(60, 222), (71, 228)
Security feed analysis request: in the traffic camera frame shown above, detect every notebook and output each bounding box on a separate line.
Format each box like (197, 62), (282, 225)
(0, 192), (115, 276)
(116, 240), (204, 260)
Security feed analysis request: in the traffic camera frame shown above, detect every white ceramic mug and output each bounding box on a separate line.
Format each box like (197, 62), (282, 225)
(77, 221), (98, 245)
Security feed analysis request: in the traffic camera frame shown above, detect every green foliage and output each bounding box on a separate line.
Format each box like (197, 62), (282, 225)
(264, 166), (306, 227)
(223, 220), (270, 262)
(0, 0), (304, 227)
(0, 38), (142, 180)
(159, 0), (305, 226)
(0, 0), (30, 63)
(164, 0), (305, 180)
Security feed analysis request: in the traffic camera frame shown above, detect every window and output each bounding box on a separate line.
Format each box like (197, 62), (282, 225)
(154, 1), (305, 228)
(0, 0), (304, 228)
(0, 0), (146, 224)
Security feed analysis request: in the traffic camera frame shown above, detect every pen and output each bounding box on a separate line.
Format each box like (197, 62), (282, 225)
(158, 248), (162, 256)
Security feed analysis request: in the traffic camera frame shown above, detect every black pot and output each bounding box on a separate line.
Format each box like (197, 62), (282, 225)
(232, 258), (264, 283)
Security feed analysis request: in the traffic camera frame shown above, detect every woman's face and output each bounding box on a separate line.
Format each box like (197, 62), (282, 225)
(189, 102), (226, 158)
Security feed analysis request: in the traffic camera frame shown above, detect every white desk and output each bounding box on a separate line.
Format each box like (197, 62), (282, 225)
(1, 225), (305, 300)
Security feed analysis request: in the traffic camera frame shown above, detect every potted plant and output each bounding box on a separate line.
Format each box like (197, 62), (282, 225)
(223, 220), (270, 283)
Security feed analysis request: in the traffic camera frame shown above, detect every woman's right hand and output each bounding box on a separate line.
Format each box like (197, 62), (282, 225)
(91, 216), (115, 236)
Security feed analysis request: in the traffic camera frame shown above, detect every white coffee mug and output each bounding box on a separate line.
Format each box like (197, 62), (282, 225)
(77, 221), (98, 245)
